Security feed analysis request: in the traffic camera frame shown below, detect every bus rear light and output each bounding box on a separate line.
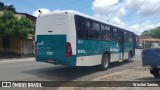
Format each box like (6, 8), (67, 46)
(66, 42), (72, 57)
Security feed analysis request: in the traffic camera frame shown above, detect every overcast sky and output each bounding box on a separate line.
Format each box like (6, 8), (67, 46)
(1, 0), (160, 35)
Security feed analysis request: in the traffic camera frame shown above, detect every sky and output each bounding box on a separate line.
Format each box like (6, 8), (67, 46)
(1, 0), (160, 35)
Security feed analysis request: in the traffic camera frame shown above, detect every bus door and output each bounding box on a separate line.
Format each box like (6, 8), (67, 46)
(118, 31), (124, 60)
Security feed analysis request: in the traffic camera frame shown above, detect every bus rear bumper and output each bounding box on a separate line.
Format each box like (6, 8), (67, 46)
(35, 55), (76, 66)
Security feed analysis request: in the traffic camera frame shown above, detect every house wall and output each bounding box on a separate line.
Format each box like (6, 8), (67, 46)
(23, 40), (33, 54)
(15, 14), (25, 19)
(0, 36), (34, 56)
(0, 36), (3, 53)
(0, 11), (35, 56)
(8, 37), (23, 55)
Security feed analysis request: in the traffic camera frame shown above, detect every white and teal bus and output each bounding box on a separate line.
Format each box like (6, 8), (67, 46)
(35, 10), (136, 70)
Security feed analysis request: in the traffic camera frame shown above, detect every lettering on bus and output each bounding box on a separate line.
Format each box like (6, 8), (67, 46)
(78, 40), (83, 44)
(110, 47), (119, 52)
(110, 43), (119, 52)
(78, 49), (86, 54)
(37, 41), (44, 46)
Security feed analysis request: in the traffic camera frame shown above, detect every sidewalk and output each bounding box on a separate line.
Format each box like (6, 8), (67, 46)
(0, 54), (34, 59)
(0, 55), (35, 64)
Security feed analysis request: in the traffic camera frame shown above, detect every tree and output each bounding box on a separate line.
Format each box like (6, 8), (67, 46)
(141, 26), (160, 39)
(0, 11), (33, 54)
(5, 5), (16, 13)
(0, 11), (33, 39)
(0, 1), (16, 13)
(0, 2), (5, 10)
(151, 27), (160, 39)
(141, 30), (151, 37)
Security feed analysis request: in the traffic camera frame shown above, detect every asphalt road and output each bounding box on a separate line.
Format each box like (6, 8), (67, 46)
(0, 49), (142, 81)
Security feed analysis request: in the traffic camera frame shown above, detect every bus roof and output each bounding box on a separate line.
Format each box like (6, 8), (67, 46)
(39, 10), (135, 35)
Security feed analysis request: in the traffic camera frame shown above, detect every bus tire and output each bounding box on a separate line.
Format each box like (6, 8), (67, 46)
(152, 73), (160, 78)
(100, 54), (110, 71)
(127, 52), (132, 62)
(150, 69), (160, 78)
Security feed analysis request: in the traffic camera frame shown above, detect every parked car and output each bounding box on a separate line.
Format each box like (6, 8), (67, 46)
(142, 48), (160, 78)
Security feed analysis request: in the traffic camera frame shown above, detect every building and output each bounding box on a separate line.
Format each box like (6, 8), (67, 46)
(0, 11), (36, 56)
(138, 35), (160, 48)
(15, 12), (36, 55)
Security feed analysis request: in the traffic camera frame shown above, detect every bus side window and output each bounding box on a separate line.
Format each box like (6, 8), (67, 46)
(126, 32), (132, 43)
(78, 29), (86, 39)
(113, 28), (118, 41)
(93, 22), (100, 40)
(86, 21), (90, 30)
(101, 25), (105, 40)
(128, 33), (133, 43)
(86, 20), (93, 39)
(110, 28), (113, 41)
(75, 15), (86, 39)
(93, 23), (100, 30)
(104, 26), (110, 41)
(97, 23), (101, 40)
(117, 30), (122, 42)
(124, 32), (127, 42)
(101, 25), (105, 30)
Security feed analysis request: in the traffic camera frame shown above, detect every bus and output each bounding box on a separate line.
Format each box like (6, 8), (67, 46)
(35, 10), (136, 70)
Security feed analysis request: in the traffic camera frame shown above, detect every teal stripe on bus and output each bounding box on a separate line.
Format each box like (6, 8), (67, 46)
(76, 40), (123, 57)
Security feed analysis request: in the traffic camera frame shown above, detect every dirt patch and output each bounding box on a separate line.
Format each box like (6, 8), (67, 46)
(93, 66), (153, 81)
(59, 66), (160, 90)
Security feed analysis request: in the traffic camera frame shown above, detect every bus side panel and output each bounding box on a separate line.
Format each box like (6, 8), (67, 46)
(109, 41), (120, 62)
(67, 13), (77, 55)
(123, 43), (134, 59)
(76, 40), (119, 66)
(76, 40), (107, 66)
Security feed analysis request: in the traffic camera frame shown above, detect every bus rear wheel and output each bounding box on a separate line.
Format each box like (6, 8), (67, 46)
(100, 54), (110, 71)
(127, 52), (132, 62)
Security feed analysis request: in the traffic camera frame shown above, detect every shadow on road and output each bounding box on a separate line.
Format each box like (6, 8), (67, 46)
(109, 60), (133, 68)
(22, 60), (134, 81)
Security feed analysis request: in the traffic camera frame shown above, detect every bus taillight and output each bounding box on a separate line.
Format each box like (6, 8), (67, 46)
(66, 42), (72, 57)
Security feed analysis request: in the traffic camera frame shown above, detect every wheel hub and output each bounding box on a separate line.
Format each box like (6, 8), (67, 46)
(104, 58), (108, 67)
